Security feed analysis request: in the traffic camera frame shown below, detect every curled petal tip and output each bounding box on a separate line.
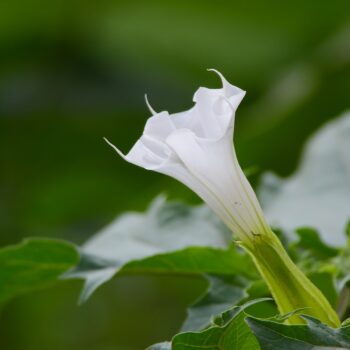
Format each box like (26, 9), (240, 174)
(207, 68), (220, 74)
(207, 68), (224, 78)
(207, 68), (228, 88)
(144, 94), (157, 115)
(103, 137), (126, 159)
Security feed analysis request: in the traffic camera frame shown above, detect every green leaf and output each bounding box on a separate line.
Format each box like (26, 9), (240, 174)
(0, 238), (78, 303)
(122, 246), (253, 277)
(292, 228), (339, 259)
(64, 197), (255, 302)
(247, 315), (350, 350)
(171, 299), (269, 350)
(181, 275), (249, 332)
(259, 113), (350, 247)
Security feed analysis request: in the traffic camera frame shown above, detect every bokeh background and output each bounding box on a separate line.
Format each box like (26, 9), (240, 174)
(1, 1), (350, 349)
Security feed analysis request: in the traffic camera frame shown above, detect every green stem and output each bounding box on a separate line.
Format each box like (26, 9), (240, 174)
(241, 229), (340, 327)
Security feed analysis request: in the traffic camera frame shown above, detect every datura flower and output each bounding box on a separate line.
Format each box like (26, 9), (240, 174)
(106, 70), (340, 327)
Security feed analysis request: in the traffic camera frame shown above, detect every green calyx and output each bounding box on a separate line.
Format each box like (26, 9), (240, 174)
(240, 229), (340, 327)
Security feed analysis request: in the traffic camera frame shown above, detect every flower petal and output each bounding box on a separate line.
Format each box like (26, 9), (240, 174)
(166, 128), (267, 237)
(108, 70), (269, 241)
(171, 70), (246, 140)
(144, 111), (175, 141)
(144, 94), (157, 115)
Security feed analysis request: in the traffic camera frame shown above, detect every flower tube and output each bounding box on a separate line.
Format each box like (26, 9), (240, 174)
(106, 70), (340, 327)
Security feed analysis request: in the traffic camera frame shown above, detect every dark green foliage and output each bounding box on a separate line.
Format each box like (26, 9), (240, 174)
(0, 239), (78, 303)
(247, 315), (350, 350)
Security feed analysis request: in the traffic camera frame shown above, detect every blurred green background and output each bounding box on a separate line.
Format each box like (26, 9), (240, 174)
(1, 1), (350, 349)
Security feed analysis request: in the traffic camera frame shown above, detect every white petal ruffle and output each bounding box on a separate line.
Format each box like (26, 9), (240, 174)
(107, 70), (268, 240)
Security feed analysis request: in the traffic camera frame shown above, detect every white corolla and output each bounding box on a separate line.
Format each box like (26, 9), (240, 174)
(105, 70), (341, 327)
(105, 70), (269, 243)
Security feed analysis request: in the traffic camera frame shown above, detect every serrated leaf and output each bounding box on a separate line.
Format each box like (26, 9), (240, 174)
(0, 238), (78, 303)
(181, 275), (249, 332)
(171, 299), (269, 350)
(247, 315), (350, 350)
(259, 112), (350, 247)
(64, 197), (254, 302)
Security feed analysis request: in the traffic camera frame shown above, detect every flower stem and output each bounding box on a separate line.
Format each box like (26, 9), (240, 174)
(241, 229), (340, 327)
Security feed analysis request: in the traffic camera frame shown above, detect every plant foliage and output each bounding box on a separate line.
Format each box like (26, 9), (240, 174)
(2, 114), (350, 348)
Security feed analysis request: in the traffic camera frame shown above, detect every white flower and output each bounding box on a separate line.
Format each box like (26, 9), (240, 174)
(105, 70), (270, 242)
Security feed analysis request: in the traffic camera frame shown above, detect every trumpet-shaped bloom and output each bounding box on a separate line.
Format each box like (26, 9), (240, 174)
(105, 70), (269, 242)
(105, 70), (341, 327)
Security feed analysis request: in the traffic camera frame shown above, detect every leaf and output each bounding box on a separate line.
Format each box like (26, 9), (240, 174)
(122, 246), (253, 277)
(181, 275), (249, 332)
(64, 197), (255, 302)
(171, 299), (269, 350)
(0, 238), (78, 303)
(247, 315), (350, 350)
(259, 112), (350, 247)
(292, 228), (339, 259)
